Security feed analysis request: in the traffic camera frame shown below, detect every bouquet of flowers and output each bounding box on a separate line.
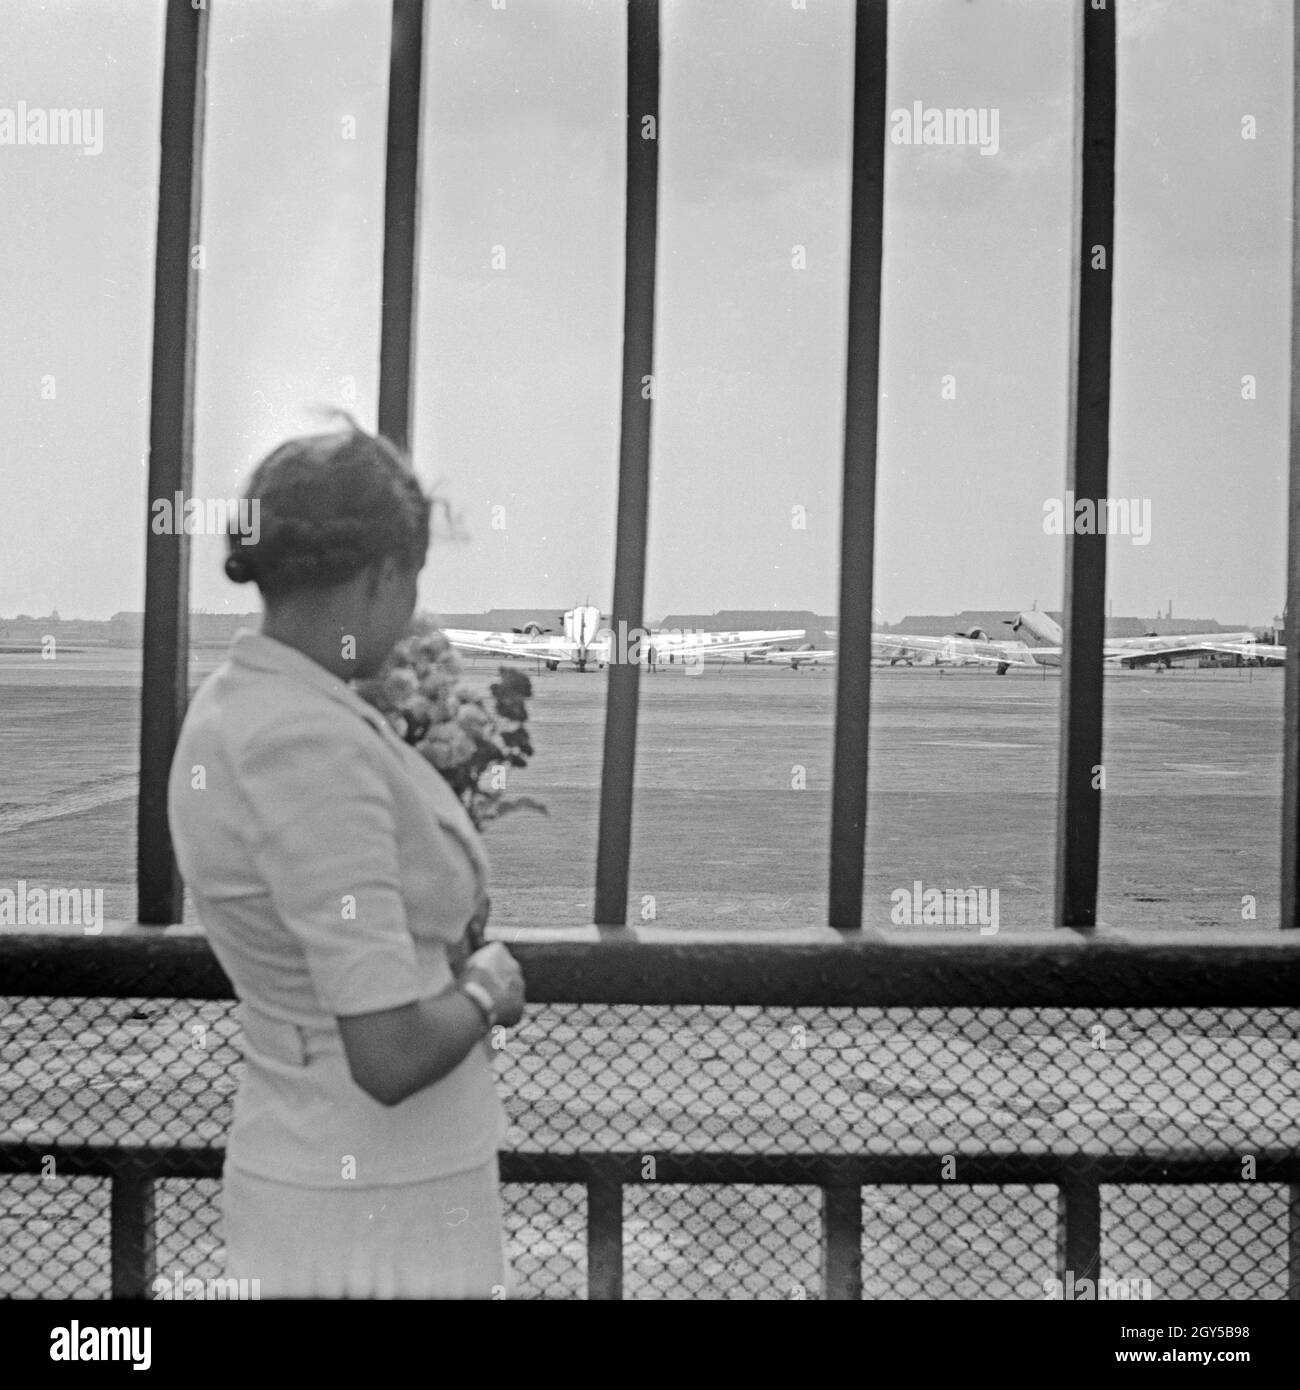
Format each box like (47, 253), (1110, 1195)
(353, 612), (546, 832)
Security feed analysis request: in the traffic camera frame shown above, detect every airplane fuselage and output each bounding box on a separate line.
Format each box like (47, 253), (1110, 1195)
(1006, 610), (1273, 667)
(446, 607), (805, 671)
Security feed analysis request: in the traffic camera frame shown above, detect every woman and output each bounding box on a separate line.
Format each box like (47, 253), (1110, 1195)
(167, 419), (525, 1298)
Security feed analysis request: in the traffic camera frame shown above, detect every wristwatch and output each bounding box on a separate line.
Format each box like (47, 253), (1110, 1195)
(458, 979), (496, 1031)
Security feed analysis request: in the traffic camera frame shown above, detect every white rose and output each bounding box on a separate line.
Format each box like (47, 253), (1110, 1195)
(422, 721), (474, 770)
(457, 702), (491, 735)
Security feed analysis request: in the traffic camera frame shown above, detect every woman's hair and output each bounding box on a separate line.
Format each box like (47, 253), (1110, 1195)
(225, 414), (432, 600)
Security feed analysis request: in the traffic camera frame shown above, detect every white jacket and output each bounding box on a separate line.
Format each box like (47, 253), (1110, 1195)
(168, 629), (506, 1187)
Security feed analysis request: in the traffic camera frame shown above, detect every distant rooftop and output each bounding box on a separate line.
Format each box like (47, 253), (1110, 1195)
(435, 608), (575, 632)
(658, 610), (836, 637)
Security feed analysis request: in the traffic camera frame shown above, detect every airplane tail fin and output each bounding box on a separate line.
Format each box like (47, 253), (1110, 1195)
(1007, 610), (1064, 647)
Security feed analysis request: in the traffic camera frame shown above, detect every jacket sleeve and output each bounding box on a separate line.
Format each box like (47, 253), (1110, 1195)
(235, 711), (422, 1017)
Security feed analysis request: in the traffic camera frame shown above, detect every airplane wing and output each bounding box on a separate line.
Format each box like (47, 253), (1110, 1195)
(916, 644), (1040, 670)
(648, 628), (807, 656)
(764, 648), (836, 666)
(974, 643), (1041, 670)
(762, 638), (1040, 671)
(1197, 640), (1286, 663)
(868, 633), (1042, 670)
(1108, 642), (1250, 667)
(447, 624), (814, 664)
(443, 628), (582, 661)
(871, 635), (934, 662)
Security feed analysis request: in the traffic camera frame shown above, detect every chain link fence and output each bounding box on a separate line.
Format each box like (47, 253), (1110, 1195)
(3, 977), (1298, 1299)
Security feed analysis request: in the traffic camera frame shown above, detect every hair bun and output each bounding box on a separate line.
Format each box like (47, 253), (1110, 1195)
(231, 420), (432, 599)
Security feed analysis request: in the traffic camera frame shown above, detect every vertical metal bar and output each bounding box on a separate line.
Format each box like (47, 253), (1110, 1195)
(829, 0), (888, 931)
(378, 0), (426, 453)
(587, 1180), (624, 1300)
(594, 0), (660, 926)
(1289, 1183), (1300, 1299)
(1283, 0), (1300, 930)
(137, 0), (208, 925)
(821, 1185), (863, 1300)
(110, 1172), (157, 1300)
(1055, 0), (1115, 928)
(1056, 1179), (1101, 1296)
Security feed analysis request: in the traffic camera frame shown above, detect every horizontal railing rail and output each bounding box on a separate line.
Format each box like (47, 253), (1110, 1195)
(3, 1143), (1298, 1188)
(2, 1143), (1298, 1301)
(5, 925), (1300, 1006)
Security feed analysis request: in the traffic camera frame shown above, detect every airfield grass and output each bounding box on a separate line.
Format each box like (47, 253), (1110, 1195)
(0, 654), (1286, 929)
(0, 655), (1295, 1297)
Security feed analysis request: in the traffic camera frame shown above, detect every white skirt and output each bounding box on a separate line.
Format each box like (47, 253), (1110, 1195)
(221, 1158), (509, 1299)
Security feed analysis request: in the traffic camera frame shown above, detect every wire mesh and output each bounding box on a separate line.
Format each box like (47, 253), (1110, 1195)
(2, 991), (1298, 1298)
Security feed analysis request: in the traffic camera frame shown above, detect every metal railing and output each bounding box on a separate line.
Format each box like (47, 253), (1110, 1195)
(3, 0), (1300, 1300)
(4, 927), (1300, 1298)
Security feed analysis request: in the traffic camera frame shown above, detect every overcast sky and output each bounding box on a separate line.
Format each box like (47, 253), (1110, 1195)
(0, 0), (1291, 627)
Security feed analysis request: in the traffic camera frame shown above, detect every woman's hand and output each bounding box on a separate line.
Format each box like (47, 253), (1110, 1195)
(460, 941), (525, 1029)
(339, 941), (524, 1105)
